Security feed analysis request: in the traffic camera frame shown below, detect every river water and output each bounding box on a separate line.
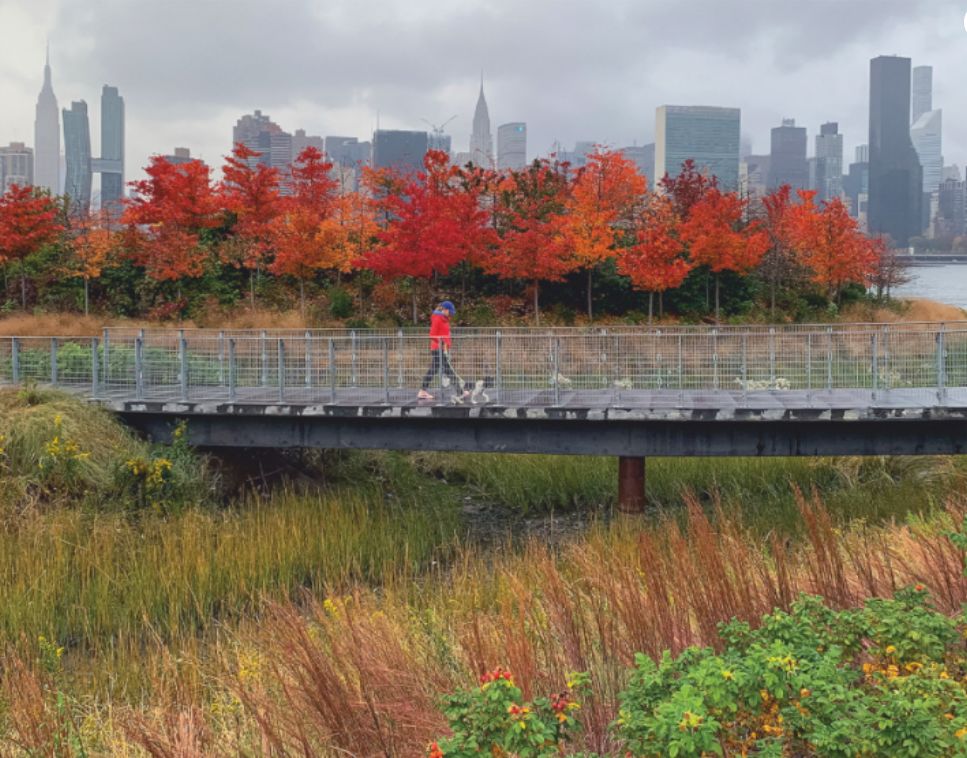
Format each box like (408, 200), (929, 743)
(894, 264), (967, 311)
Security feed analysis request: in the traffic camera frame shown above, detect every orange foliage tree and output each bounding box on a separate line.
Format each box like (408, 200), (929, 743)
(758, 185), (801, 317)
(479, 160), (576, 323)
(0, 184), (64, 308)
(788, 190), (878, 301)
(562, 148), (646, 320)
(123, 156), (222, 289)
(681, 188), (769, 320)
(617, 196), (693, 322)
(68, 210), (118, 315)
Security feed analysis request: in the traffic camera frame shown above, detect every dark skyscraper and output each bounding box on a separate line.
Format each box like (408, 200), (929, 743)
(373, 129), (428, 174)
(768, 118), (808, 190)
(868, 56), (923, 246)
(63, 101), (92, 214)
(97, 85), (125, 209)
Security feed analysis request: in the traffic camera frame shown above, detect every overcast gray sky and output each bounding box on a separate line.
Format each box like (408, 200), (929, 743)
(1, 0), (965, 182)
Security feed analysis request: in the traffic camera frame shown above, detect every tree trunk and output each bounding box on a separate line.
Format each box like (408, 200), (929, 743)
(705, 272), (710, 312)
(20, 260), (27, 310)
(770, 276), (777, 318)
(715, 274), (721, 322)
(412, 290), (418, 325)
(648, 292), (654, 325)
(249, 270), (256, 310)
(533, 280), (540, 326)
(300, 279), (306, 319)
(586, 268), (593, 322)
(84, 278), (90, 316)
(659, 291), (664, 318)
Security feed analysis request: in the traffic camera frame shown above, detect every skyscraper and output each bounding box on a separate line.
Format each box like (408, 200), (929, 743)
(96, 85), (124, 210)
(910, 109), (943, 195)
(373, 130), (428, 174)
(868, 56), (923, 246)
(911, 65), (932, 124)
(768, 118), (808, 190)
(0, 143), (34, 192)
(469, 79), (493, 168)
(813, 122), (843, 202)
(291, 129), (324, 160)
(497, 123), (527, 170)
(654, 105), (741, 189)
(63, 101), (92, 214)
(33, 47), (60, 194)
(620, 143), (655, 187)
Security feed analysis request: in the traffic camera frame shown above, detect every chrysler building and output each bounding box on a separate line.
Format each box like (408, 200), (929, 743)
(469, 77), (493, 168)
(34, 45), (60, 194)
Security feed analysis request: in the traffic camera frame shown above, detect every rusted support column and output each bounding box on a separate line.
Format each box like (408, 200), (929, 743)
(618, 456), (646, 513)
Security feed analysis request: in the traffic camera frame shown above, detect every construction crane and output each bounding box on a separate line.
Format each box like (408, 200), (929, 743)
(421, 115), (458, 136)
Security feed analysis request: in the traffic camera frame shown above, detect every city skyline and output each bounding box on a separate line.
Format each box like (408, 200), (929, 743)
(1, 0), (965, 184)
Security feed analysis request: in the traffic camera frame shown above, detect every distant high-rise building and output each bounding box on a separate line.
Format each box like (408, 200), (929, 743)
(655, 105), (741, 189)
(911, 65), (932, 124)
(163, 147), (194, 166)
(469, 79), (493, 167)
(843, 160), (870, 220)
(63, 101), (92, 214)
(619, 143), (655, 186)
(33, 47), (60, 194)
(497, 123), (527, 170)
(740, 155), (770, 201)
(855, 144), (869, 163)
(868, 56), (923, 246)
(0, 143), (34, 191)
(325, 136), (371, 168)
(768, 118), (808, 190)
(935, 178), (966, 239)
(96, 85), (124, 210)
(813, 122), (843, 202)
(427, 132), (452, 154)
(232, 110), (295, 188)
(291, 129), (324, 160)
(942, 165), (962, 182)
(373, 129), (428, 174)
(911, 109), (943, 195)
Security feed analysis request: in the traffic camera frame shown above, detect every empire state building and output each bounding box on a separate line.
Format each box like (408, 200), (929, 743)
(469, 78), (493, 168)
(34, 47), (60, 194)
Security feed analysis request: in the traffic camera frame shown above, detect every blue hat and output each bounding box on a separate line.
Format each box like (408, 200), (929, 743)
(440, 300), (455, 314)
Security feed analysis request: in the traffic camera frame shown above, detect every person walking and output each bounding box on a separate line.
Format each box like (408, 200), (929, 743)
(418, 300), (468, 400)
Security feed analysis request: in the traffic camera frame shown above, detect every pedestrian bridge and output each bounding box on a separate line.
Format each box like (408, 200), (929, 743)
(2, 322), (967, 508)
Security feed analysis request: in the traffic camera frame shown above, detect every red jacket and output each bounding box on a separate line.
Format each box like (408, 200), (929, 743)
(429, 309), (452, 351)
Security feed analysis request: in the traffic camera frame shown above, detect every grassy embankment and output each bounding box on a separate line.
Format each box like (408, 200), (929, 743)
(1, 388), (967, 754)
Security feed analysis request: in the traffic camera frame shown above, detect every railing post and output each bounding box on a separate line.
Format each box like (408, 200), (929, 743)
(217, 331), (225, 386)
(179, 332), (188, 401)
(881, 325), (891, 390)
(382, 337), (390, 404)
(277, 338), (286, 403)
(937, 324), (947, 405)
(552, 337), (561, 406)
(351, 330), (358, 387)
(91, 337), (99, 398)
(495, 331), (502, 404)
(768, 328), (776, 385)
(656, 330), (663, 390)
(826, 327), (833, 391)
(228, 338), (237, 402)
(11, 337), (19, 383)
(304, 331), (312, 391)
(260, 330), (268, 387)
(396, 329), (404, 388)
(102, 328), (110, 388)
(135, 337), (144, 400)
(741, 332), (748, 402)
(711, 329), (719, 391)
(871, 333), (879, 402)
(806, 333), (812, 391)
(677, 334), (684, 390)
(328, 338), (336, 402)
(49, 337), (58, 386)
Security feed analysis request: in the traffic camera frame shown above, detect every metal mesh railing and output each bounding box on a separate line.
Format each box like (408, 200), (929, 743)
(1, 324), (965, 408)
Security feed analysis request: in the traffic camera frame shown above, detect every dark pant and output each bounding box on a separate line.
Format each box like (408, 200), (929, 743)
(421, 350), (459, 390)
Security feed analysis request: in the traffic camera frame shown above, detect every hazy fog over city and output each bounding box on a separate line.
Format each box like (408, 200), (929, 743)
(2, 0), (966, 178)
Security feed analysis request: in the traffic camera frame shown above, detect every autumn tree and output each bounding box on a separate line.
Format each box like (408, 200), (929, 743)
(359, 150), (496, 322)
(68, 209), (118, 315)
(681, 188), (769, 320)
(123, 156), (222, 288)
(0, 184), (64, 308)
(788, 190), (878, 301)
(220, 143), (283, 306)
(659, 158), (717, 218)
(617, 195), (693, 323)
(561, 148), (647, 320)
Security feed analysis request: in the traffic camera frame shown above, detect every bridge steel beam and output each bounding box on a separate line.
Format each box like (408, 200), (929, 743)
(116, 407), (967, 458)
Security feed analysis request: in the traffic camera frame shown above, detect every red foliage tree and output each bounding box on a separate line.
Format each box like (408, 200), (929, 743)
(788, 190), (878, 301)
(617, 196), (693, 322)
(359, 150), (496, 322)
(479, 160), (576, 323)
(0, 184), (64, 308)
(123, 156), (222, 285)
(681, 188), (769, 320)
(660, 158), (718, 218)
(758, 185), (800, 316)
(561, 148), (647, 320)
(220, 143), (283, 306)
